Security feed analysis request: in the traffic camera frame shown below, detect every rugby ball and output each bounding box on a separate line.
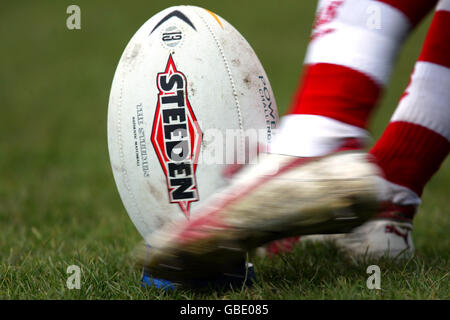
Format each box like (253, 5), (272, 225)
(108, 5), (278, 241)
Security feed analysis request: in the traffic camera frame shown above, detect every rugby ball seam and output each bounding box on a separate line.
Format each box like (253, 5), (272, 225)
(193, 7), (245, 151)
(116, 62), (149, 232)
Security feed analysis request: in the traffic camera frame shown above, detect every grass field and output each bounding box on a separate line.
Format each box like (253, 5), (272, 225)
(0, 1), (448, 299)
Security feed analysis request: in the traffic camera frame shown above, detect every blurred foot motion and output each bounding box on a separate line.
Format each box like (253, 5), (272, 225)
(135, 151), (383, 283)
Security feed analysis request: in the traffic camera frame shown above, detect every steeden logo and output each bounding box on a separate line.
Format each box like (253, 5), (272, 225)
(151, 55), (202, 218)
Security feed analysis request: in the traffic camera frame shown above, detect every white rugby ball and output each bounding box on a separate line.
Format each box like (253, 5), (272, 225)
(108, 5), (278, 241)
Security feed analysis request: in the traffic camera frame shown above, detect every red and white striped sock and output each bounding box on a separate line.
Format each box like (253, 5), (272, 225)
(271, 0), (437, 157)
(370, 1), (450, 211)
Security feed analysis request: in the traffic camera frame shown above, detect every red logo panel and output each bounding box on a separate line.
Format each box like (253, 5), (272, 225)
(151, 55), (202, 218)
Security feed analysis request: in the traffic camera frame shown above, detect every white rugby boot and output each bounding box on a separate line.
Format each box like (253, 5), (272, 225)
(282, 203), (415, 260)
(332, 203), (415, 259)
(135, 151), (383, 283)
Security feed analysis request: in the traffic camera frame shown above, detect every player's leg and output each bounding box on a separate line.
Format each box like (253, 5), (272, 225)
(271, 0), (437, 158)
(265, 0), (438, 256)
(336, 0), (450, 259)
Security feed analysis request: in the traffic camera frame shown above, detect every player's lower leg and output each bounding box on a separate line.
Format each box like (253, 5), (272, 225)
(296, 1), (450, 259)
(263, 0), (443, 258)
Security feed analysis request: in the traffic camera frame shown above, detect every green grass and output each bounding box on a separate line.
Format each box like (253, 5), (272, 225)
(0, 0), (448, 299)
